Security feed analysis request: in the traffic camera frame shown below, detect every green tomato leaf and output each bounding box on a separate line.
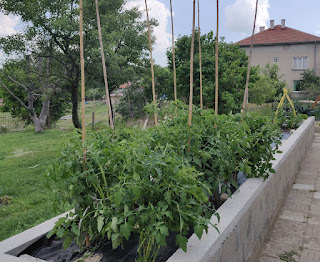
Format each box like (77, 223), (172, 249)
(63, 234), (73, 249)
(56, 227), (65, 238)
(176, 234), (188, 253)
(120, 223), (131, 240)
(97, 216), (104, 233)
(111, 217), (118, 233)
(194, 224), (204, 239)
(159, 225), (169, 236)
(111, 233), (121, 249)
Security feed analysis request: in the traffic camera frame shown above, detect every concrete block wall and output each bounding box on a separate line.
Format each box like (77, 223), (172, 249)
(168, 117), (315, 262)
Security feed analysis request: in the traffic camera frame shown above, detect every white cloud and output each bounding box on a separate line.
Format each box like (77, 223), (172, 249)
(224, 0), (270, 34)
(0, 12), (20, 65)
(124, 0), (171, 65)
(0, 13), (19, 36)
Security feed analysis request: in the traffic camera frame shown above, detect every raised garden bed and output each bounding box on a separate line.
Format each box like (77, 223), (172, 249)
(0, 113), (314, 262)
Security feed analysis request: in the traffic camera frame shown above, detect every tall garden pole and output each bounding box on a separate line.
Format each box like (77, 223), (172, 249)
(198, 0), (203, 109)
(188, 0), (196, 127)
(242, 0), (258, 114)
(79, 0), (86, 160)
(79, 0), (90, 247)
(215, 0), (219, 116)
(170, 0), (177, 101)
(145, 0), (158, 126)
(95, 0), (114, 131)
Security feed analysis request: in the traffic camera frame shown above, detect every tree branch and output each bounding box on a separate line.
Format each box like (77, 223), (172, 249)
(0, 79), (29, 110)
(8, 76), (29, 91)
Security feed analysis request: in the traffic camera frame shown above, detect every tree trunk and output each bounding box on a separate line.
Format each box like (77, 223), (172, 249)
(32, 116), (44, 133)
(71, 85), (81, 129)
(30, 99), (50, 133)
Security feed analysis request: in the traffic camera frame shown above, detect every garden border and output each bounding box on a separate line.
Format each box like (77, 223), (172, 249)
(0, 117), (315, 262)
(167, 116), (315, 262)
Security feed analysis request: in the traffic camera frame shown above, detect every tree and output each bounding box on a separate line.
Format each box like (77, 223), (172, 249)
(116, 83), (147, 120)
(249, 64), (286, 105)
(300, 69), (320, 99)
(0, 58), (65, 132)
(0, 0), (155, 129)
(167, 32), (259, 114)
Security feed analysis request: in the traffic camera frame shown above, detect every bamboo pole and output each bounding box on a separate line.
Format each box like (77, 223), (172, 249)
(188, 0), (196, 127)
(170, 0), (177, 101)
(198, 0), (203, 109)
(95, 0), (114, 131)
(79, 0), (90, 248)
(242, 0), (258, 115)
(145, 0), (158, 126)
(79, 0), (86, 162)
(92, 97), (95, 129)
(215, 0), (219, 117)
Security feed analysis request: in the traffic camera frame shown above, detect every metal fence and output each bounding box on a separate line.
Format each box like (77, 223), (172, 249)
(0, 116), (24, 133)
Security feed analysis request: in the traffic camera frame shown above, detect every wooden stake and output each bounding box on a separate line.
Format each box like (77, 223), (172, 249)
(79, 0), (86, 156)
(95, 0), (114, 131)
(79, 0), (90, 247)
(242, 0), (258, 115)
(170, 0), (177, 101)
(92, 97), (95, 129)
(215, 0), (219, 117)
(188, 0), (196, 127)
(198, 0), (203, 109)
(145, 0), (158, 126)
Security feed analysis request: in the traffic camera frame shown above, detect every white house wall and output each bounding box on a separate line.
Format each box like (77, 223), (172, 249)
(242, 43), (320, 90)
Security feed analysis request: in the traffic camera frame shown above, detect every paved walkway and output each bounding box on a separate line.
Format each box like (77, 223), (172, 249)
(259, 133), (320, 262)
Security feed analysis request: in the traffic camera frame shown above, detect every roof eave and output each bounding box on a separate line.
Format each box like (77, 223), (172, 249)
(238, 40), (320, 48)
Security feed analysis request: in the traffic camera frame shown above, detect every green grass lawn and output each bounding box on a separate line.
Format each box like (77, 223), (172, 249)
(0, 128), (71, 241)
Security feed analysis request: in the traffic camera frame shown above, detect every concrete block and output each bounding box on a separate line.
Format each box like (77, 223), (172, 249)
(292, 183), (315, 191)
(278, 210), (306, 223)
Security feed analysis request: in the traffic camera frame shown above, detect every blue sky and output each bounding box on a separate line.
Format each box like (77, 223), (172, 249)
(1, 0), (320, 66)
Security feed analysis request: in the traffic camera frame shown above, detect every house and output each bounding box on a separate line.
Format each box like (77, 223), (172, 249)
(0, 98), (3, 107)
(236, 19), (320, 92)
(110, 82), (132, 106)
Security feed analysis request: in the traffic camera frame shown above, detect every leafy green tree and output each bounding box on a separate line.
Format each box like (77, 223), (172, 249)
(249, 64), (286, 105)
(142, 64), (171, 101)
(117, 83), (147, 120)
(0, 58), (68, 132)
(300, 69), (320, 99)
(166, 31), (260, 114)
(0, 0), (156, 128)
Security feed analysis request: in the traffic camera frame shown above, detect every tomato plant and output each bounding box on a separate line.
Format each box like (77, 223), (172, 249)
(47, 101), (282, 261)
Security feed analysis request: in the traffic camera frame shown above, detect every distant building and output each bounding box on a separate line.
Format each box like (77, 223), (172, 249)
(110, 82), (132, 106)
(236, 19), (320, 92)
(0, 98), (3, 107)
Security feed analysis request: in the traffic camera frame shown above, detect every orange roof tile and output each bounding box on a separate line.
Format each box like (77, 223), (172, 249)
(236, 25), (320, 46)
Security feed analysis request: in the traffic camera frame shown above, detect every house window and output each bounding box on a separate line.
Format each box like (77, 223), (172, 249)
(273, 57), (279, 64)
(293, 80), (301, 91)
(293, 57), (308, 70)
